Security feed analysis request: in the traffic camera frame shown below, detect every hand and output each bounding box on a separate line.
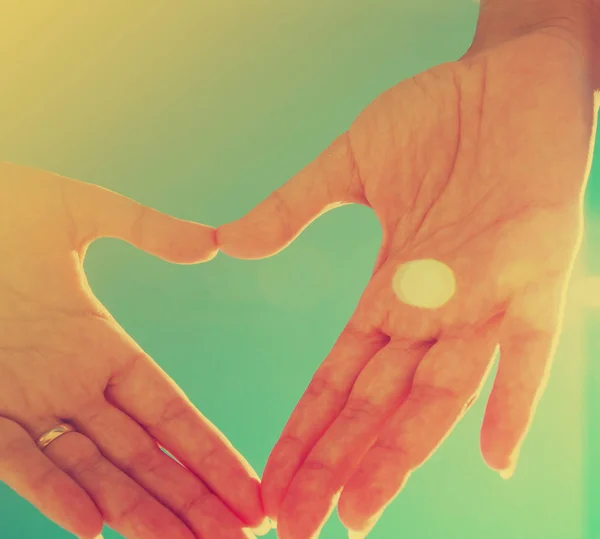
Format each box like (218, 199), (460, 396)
(217, 26), (597, 539)
(0, 163), (267, 539)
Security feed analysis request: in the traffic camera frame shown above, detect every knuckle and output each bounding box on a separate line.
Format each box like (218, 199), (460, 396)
(123, 442), (165, 476)
(274, 433), (304, 456)
(110, 353), (146, 387)
(270, 189), (294, 239)
(491, 378), (532, 405)
(304, 375), (344, 401)
(0, 421), (32, 461)
(148, 396), (192, 433)
(341, 322), (381, 345)
(110, 494), (195, 539)
(277, 433), (303, 449)
(178, 488), (215, 519)
(61, 434), (104, 476)
(195, 444), (219, 469)
(339, 397), (382, 424)
(129, 205), (148, 247)
(108, 491), (148, 527)
(373, 438), (410, 464)
(410, 382), (459, 406)
(302, 458), (335, 480)
(29, 464), (63, 495)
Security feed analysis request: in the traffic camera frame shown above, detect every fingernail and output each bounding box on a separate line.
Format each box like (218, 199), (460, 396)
(499, 449), (520, 480)
(250, 518), (272, 536)
(348, 508), (384, 539)
(499, 457), (517, 479)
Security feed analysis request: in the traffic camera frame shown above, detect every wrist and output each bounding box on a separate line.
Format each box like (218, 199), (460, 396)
(467, 0), (599, 90)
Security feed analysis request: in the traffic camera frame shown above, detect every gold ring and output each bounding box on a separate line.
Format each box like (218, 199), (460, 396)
(35, 422), (76, 450)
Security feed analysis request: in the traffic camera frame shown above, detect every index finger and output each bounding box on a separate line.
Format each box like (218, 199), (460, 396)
(261, 323), (387, 520)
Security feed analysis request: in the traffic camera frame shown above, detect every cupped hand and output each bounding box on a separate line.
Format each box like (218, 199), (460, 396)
(218, 27), (597, 538)
(0, 163), (267, 539)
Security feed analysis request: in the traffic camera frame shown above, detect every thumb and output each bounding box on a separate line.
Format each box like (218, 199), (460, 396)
(217, 132), (366, 259)
(64, 178), (218, 264)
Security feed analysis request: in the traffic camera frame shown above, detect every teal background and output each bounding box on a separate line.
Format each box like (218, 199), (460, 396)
(0, 1), (598, 538)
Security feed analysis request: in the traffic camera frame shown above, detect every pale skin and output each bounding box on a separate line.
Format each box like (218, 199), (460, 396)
(217, 1), (600, 537)
(1, 1), (599, 539)
(0, 164), (269, 539)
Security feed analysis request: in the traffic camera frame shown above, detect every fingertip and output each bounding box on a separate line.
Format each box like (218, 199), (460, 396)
(215, 221), (243, 258)
(338, 498), (366, 534)
(337, 473), (389, 534)
(216, 221), (282, 260)
(339, 504), (382, 539)
(480, 433), (520, 479)
(480, 442), (505, 473)
(249, 517), (272, 536)
(235, 476), (268, 531)
(162, 221), (219, 264)
(499, 448), (520, 480)
(259, 489), (278, 523)
(214, 222), (233, 251)
(81, 182), (219, 264)
(125, 211), (219, 264)
(259, 463), (286, 521)
(71, 514), (104, 539)
(479, 414), (507, 468)
(337, 488), (364, 531)
(50, 477), (104, 539)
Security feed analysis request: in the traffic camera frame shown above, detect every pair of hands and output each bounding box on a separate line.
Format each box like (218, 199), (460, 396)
(0, 25), (596, 539)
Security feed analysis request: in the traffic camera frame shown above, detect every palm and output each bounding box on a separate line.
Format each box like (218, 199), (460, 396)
(0, 164), (266, 539)
(218, 30), (596, 539)
(1, 168), (117, 414)
(352, 32), (589, 341)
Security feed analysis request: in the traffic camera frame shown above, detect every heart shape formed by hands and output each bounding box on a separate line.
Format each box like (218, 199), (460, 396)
(0, 25), (597, 539)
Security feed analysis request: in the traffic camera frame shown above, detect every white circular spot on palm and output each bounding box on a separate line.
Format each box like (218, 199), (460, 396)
(392, 258), (456, 309)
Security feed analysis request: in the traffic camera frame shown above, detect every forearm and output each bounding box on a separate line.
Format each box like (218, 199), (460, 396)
(591, 0), (600, 90)
(468, 0), (600, 91)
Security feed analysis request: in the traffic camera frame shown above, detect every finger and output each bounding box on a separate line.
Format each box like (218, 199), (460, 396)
(261, 323), (387, 521)
(276, 340), (426, 539)
(37, 422), (194, 539)
(0, 417), (103, 539)
(74, 399), (253, 539)
(337, 322), (502, 533)
(105, 337), (267, 530)
(481, 278), (567, 478)
(217, 132), (366, 260)
(61, 176), (218, 263)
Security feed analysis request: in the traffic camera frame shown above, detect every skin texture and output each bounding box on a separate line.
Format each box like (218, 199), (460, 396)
(217, 25), (599, 539)
(0, 163), (267, 539)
